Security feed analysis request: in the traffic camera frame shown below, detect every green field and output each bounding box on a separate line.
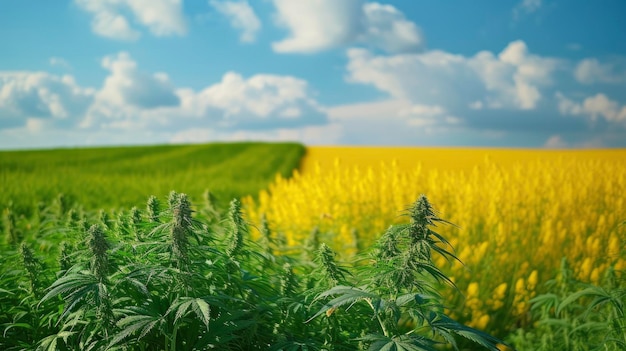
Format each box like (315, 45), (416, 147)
(0, 142), (305, 216)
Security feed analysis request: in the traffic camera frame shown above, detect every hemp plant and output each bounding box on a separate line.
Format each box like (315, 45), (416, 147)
(307, 195), (508, 350)
(507, 258), (625, 351)
(3, 192), (509, 350)
(38, 224), (115, 350)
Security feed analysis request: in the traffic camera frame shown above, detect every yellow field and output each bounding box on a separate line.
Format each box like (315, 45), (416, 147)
(244, 147), (626, 331)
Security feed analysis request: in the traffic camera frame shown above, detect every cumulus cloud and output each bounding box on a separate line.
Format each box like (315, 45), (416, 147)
(81, 52), (180, 129)
(0, 53), (329, 146)
(73, 52), (327, 133)
(210, 0), (261, 43)
(330, 39), (610, 145)
(75, 0), (186, 41)
(556, 92), (626, 124)
(574, 58), (626, 84)
(346, 40), (559, 113)
(271, 0), (423, 54)
(177, 71), (326, 130)
(0, 72), (94, 129)
(359, 3), (424, 53)
(97, 52), (179, 109)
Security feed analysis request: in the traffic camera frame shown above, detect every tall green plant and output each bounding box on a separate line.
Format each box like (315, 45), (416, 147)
(306, 195), (506, 350)
(507, 258), (625, 351)
(2, 192), (508, 350)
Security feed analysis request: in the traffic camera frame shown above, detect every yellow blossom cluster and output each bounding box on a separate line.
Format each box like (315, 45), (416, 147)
(244, 147), (626, 330)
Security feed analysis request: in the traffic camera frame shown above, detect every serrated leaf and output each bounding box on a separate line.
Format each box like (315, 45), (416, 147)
(110, 314), (159, 348)
(308, 286), (380, 322)
(39, 272), (97, 306)
(360, 333), (439, 351)
(426, 312), (504, 351)
(191, 298), (211, 329)
(396, 292), (433, 307)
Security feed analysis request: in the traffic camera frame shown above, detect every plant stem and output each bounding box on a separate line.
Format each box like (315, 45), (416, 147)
(171, 326), (178, 351)
(367, 299), (389, 337)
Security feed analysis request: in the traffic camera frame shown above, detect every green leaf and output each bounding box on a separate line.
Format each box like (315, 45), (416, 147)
(569, 321), (608, 336)
(529, 293), (559, 311)
(166, 297), (212, 329)
(191, 298), (211, 329)
(556, 287), (608, 315)
(109, 314), (161, 348)
(395, 293), (433, 308)
(308, 286), (380, 322)
(3, 322), (33, 337)
(39, 271), (97, 306)
(425, 312), (504, 351)
(359, 333), (439, 351)
(37, 331), (76, 351)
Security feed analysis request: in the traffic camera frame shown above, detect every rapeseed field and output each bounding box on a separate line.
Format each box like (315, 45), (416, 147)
(245, 146), (626, 334)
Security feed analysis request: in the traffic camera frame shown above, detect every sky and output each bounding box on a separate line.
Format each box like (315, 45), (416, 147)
(1, 0), (625, 149)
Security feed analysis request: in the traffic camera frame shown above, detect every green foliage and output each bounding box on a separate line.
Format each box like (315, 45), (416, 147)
(506, 258), (626, 351)
(305, 195), (505, 351)
(0, 193), (506, 350)
(0, 142), (306, 216)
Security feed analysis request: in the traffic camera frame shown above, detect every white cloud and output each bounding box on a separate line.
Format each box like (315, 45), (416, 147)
(271, 0), (362, 53)
(326, 99), (489, 144)
(125, 0), (186, 36)
(359, 2), (423, 53)
(170, 123), (342, 145)
(98, 52), (179, 109)
(574, 58), (626, 84)
(81, 52), (180, 129)
(326, 98), (460, 140)
(74, 52), (326, 132)
(544, 134), (567, 148)
(327, 99), (409, 121)
(400, 104), (446, 117)
(49, 57), (72, 69)
(210, 0), (261, 43)
(346, 40), (558, 113)
(271, 0), (423, 54)
(75, 0), (186, 41)
(513, 0), (542, 19)
(178, 71), (326, 129)
(398, 104), (460, 127)
(556, 92), (626, 123)
(0, 72), (94, 128)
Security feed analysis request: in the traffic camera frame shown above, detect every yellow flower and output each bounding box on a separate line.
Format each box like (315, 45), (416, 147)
(244, 146), (626, 329)
(467, 282), (479, 298)
(528, 270), (538, 290)
(476, 314), (490, 330)
(494, 283), (508, 299)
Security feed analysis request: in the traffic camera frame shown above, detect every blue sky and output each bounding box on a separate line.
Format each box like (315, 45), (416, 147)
(1, 0), (625, 149)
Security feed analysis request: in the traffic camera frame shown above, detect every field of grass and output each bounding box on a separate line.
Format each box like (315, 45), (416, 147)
(245, 146), (626, 345)
(0, 142), (305, 216)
